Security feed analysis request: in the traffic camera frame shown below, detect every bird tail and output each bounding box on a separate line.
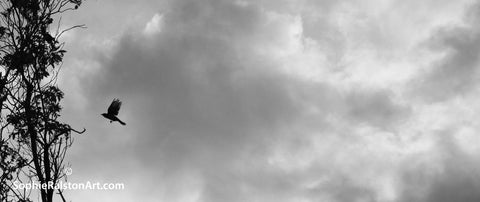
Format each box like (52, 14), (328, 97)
(118, 119), (126, 125)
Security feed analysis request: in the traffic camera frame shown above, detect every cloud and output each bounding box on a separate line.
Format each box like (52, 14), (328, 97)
(412, 1), (480, 102)
(144, 13), (164, 35)
(400, 129), (480, 202)
(54, 0), (480, 201)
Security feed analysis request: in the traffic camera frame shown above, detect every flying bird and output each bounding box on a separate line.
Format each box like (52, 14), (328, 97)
(101, 98), (126, 125)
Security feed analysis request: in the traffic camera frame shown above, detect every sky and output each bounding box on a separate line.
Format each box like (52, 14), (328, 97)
(47, 0), (480, 201)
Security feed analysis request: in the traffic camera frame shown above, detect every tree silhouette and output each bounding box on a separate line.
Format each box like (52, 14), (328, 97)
(0, 1), (85, 202)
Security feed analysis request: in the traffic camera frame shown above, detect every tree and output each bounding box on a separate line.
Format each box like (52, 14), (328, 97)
(0, 0), (85, 202)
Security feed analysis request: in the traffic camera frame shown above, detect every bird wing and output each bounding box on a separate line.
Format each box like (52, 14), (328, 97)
(107, 99), (122, 116)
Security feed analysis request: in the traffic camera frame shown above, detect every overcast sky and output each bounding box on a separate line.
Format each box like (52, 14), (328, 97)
(50, 0), (480, 201)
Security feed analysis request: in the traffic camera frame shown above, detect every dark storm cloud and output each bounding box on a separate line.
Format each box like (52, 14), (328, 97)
(73, 2), (316, 201)
(413, 2), (480, 102)
(345, 89), (410, 129)
(400, 130), (480, 202)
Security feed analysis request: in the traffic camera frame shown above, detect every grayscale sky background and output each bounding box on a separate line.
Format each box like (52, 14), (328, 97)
(53, 0), (480, 201)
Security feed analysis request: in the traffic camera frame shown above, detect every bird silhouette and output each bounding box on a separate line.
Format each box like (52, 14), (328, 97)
(101, 98), (126, 125)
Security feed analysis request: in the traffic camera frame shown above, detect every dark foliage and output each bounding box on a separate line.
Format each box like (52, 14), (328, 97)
(0, 1), (84, 202)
